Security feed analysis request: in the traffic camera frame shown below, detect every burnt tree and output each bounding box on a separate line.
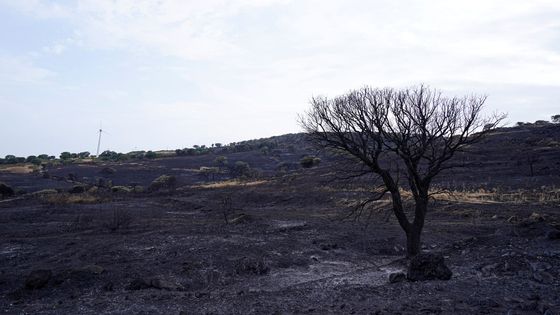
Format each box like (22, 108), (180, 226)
(300, 85), (505, 257)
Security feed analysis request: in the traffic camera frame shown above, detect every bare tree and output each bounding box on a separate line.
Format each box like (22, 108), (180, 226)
(300, 85), (505, 257)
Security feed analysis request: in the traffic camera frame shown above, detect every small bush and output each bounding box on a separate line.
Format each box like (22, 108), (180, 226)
(300, 156), (321, 168)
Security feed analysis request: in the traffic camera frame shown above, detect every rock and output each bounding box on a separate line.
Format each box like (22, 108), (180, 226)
(87, 186), (99, 194)
(111, 186), (133, 193)
(491, 215), (498, 220)
(99, 167), (116, 175)
(133, 186), (145, 193)
(533, 271), (554, 284)
(102, 282), (114, 291)
(320, 243), (338, 251)
(546, 230), (560, 240)
(230, 214), (253, 224)
(389, 272), (406, 283)
(528, 212), (545, 222)
(32, 189), (59, 196)
(150, 279), (184, 291)
(126, 278), (183, 291)
(68, 185), (86, 194)
(127, 278), (151, 290)
(148, 175), (177, 192)
(79, 264), (104, 275)
(407, 253), (452, 281)
(0, 182), (15, 198)
(25, 269), (52, 289)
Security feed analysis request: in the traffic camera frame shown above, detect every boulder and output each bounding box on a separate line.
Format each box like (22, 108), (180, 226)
(389, 272), (406, 283)
(127, 278), (151, 290)
(148, 175), (177, 192)
(68, 185), (86, 194)
(99, 167), (116, 175)
(25, 269), (52, 289)
(150, 279), (184, 291)
(407, 253), (452, 281)
(111, 186), (133, 193)
(126, 278), (183, 291)
(546, 230), (560, 240)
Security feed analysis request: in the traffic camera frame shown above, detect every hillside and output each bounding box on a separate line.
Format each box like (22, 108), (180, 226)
(0, 124), (559, 314)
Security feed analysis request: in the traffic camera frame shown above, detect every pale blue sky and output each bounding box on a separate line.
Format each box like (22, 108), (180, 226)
(1, 0), (559, 157)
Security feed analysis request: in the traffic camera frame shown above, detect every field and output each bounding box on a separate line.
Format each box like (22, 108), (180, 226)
(1, 125), (559, 314)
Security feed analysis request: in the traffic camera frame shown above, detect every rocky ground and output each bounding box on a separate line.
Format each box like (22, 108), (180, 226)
(0, 125), (559, 314)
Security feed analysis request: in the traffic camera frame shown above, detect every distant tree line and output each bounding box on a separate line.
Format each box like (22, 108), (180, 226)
(516, 115), (560, 127)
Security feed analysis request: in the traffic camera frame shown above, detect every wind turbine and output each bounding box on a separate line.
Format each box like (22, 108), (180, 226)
(96, 123), (103, 156)
(96, 122), (110, 156)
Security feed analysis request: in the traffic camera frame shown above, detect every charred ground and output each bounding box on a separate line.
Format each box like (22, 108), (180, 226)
(1, 124), (559, 314)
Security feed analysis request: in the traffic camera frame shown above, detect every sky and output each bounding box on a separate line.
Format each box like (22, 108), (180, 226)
(0, 0), (559, 157)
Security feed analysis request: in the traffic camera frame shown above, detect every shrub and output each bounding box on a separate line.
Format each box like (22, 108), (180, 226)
(78, 151), (91, 159)
(277, 161), (298, 172)
(99, 150), (119, 161)
(145, 151), (157, 159)
(214, 156), (228, 166)
(26, 155), (42, 165)
(60, 152), (73, 160)
(300, 156), (321, 168)
(231, 161), (251, 177)
(0, 182), (15, 198)
(552, 114), (560, 123)
(148, 175), (177, 192)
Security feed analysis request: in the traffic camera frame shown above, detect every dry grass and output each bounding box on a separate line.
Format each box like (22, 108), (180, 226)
(432, 187), (560, 204)
(0, 164), (39, 174)
(40, 193), (101, 205)
(333, 185), (560, 208)
(192, 179), (268, 189)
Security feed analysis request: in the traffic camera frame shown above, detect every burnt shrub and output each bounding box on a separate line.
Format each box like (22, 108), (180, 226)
(0, 182), (15, 198)
(234, 256), (269, 276)
(300, 156), (321, 168)
(104, 208), (133, 232)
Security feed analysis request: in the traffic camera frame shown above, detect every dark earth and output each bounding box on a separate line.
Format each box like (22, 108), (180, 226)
(1, 124), (559, 314)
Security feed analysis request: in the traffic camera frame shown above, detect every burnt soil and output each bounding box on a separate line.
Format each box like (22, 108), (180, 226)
(1, 125), (560, 314)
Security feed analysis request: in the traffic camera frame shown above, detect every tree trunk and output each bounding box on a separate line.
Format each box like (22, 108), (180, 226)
(406, 196), (428, 257)
(406, 226), (422, 257)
